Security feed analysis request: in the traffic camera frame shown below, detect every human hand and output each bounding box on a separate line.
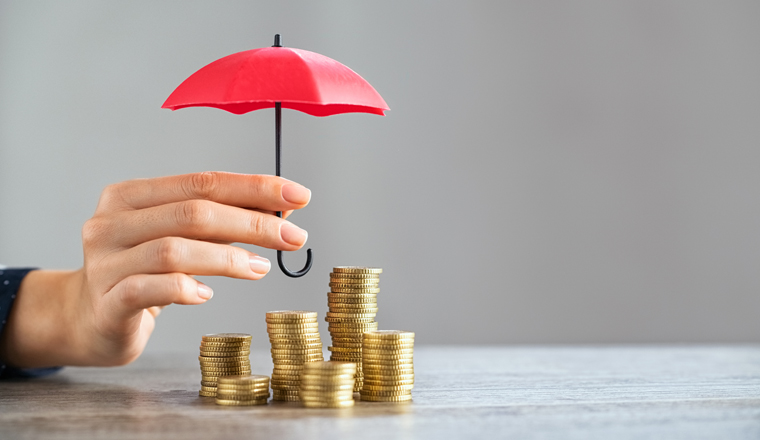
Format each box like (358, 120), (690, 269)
(0, 172), (310, 367)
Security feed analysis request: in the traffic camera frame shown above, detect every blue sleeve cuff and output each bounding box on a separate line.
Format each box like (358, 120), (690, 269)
(0, 268), (62, 379)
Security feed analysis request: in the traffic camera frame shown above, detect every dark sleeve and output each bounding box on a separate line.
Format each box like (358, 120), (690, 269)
(0, 268), (62, 379)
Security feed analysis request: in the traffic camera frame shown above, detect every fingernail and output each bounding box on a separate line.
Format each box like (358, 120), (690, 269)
(249, 255), (271, 274)
(281, 223), (308, 246)
(281, 183), (311, 204)
(197, 283), (214, 300)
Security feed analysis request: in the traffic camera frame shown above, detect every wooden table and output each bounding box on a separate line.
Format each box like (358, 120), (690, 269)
(1, 346), (759, 439)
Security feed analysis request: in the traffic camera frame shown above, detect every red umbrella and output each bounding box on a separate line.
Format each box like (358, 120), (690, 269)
(162, 34), (389, 277)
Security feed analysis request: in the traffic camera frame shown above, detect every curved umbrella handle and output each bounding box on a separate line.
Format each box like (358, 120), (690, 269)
(276, 212), (313, 278)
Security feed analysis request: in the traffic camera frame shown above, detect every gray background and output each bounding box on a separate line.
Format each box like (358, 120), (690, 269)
(1, 1), (759, 353)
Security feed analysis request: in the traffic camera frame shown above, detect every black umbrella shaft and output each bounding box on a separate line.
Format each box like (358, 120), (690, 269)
(275, 102), (282, 181)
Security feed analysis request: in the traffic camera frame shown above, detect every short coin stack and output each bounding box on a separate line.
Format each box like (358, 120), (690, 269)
(215, 375), (270, 406)
(360, 330), (414, 402)
(327, 267), (381, 392)
(199, 333), (252, 397)
(299, 361), (357, 408)
(266, 310), (324, 401)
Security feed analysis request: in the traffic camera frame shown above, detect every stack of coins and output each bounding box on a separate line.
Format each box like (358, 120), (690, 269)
(266, 310), (324, 402)
(215, 375), (270, 406)
(327, 267), (381, 392)
(199, 333), (252, 397)
(299, 361), (357, 408)
(360, 330), (414, 403)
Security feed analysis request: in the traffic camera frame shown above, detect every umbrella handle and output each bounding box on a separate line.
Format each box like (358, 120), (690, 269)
(276, 211), (314, 278)
(274, 100), (313, 278)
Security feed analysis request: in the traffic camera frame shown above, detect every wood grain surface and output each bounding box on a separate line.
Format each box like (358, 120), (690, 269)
(1, 346), (759, 439)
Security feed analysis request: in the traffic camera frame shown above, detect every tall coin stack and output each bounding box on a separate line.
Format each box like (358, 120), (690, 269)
(299, 361), (357, 408)
(360, 330), (414, 402)
(215, 375), (270, 406)
(266, 310), (324, 402)
(198, 333), (252, 397)
(327, 266), (382, 392)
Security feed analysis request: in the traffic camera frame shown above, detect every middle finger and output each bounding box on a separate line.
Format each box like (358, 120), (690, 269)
(103, 200), (307, 251)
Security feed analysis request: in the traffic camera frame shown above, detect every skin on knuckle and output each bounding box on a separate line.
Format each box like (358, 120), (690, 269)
(154, 237), (184, 271)
(224, 247), (245, 274)
(170, 273), (194, 302)
(187, 171), (219, 200)
(176, 199), (211, 233)
(118, 276), (143, 310)
(81, 217), (107, 248)
(248, 213), (270, 241)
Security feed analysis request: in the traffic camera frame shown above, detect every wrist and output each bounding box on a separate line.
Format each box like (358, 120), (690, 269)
(0, 269), (84, 368)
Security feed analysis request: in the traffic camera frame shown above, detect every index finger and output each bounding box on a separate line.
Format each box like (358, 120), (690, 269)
(95, 172), (311, 214)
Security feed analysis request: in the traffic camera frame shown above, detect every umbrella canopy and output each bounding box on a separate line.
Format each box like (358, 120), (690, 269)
(161, 45), (389, 117)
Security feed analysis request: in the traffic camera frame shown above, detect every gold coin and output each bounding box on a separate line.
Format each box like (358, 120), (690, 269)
(362, 353), (414, 360)
(359, 389), (412, 396)
(271, 344), (323, 351)
(201, 371), (252, 379)
(326, 311), (376, 318)
(328, 322), (379, 328)
(267, 322), (320, 328)
(363, 378), (415, 386)
(266, 317), (318, 324)
(302, 400), (354, 408)
(362, 373), (414, 380)
(362, 365), (414, 372)
(328, 346), (362, 352)
(327, 299), (377, 306)
(331, 335), (365, 342)
(215, 398), (268, 406)
(332, 267), (383, 274)
(329, 308), (379, 315)
(362, 344), (415, 350)
(325, 317), (376, 324)
(200, 380), (217, 387)
(299, 371), (356, 379)
(202, 333), (252, 342)
(300, 395), (354, 403)
(199, 355), (250, 362)
(271, 347), (323, 354)
(216, 391), (270, 400)
(362, 360), (413, 368)
(199, 352), (251, 359)
(199, 346), (251, 352)
(200, 365), (252, 372)
(302, 360), (357, 370)
(272, 389), (300, 395)
(271, 352), (324, 360)
(330, 272), (380, 279)
(362, 346), (414, 352)
(363, 330), (415, 340)
(330, 342), (363, 349)
(217, 374), (268, 384)
(270, 335), (322, 342)
(271, 395), (300, 402)
(329, 282), (379, 289)
(271, 364), (306, 370)
(272, 359), (323, 366)
(199, 390), (217, 397)
(200, 341), (251, 348)
(327, 292), (377, 299)
(200, 385), (218, 392)
(299, 384), (355, 392)
(328, 275), (379, 282)
(361, 384), (414, 391)
(327, 301), (378, 308)
(360, 394), (412, 402)
(266, 310), (318, 320)
(330, 287), (380, 294)
(268, 331), (321, 338)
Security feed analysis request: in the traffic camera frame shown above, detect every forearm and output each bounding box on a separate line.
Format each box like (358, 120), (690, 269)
(0, 269), (83, 368)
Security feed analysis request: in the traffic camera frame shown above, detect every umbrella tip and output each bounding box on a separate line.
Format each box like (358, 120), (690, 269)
(273, 34), (282, 47)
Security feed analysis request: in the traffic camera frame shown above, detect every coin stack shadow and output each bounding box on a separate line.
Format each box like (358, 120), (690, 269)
(266, 310), (324, 402)
(215, 375), (270, 406)
(360, 330), (415, 402)
(326, 267), (382, 392)
(198, 333), (252, 397)
(299, 361), (357, 408)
